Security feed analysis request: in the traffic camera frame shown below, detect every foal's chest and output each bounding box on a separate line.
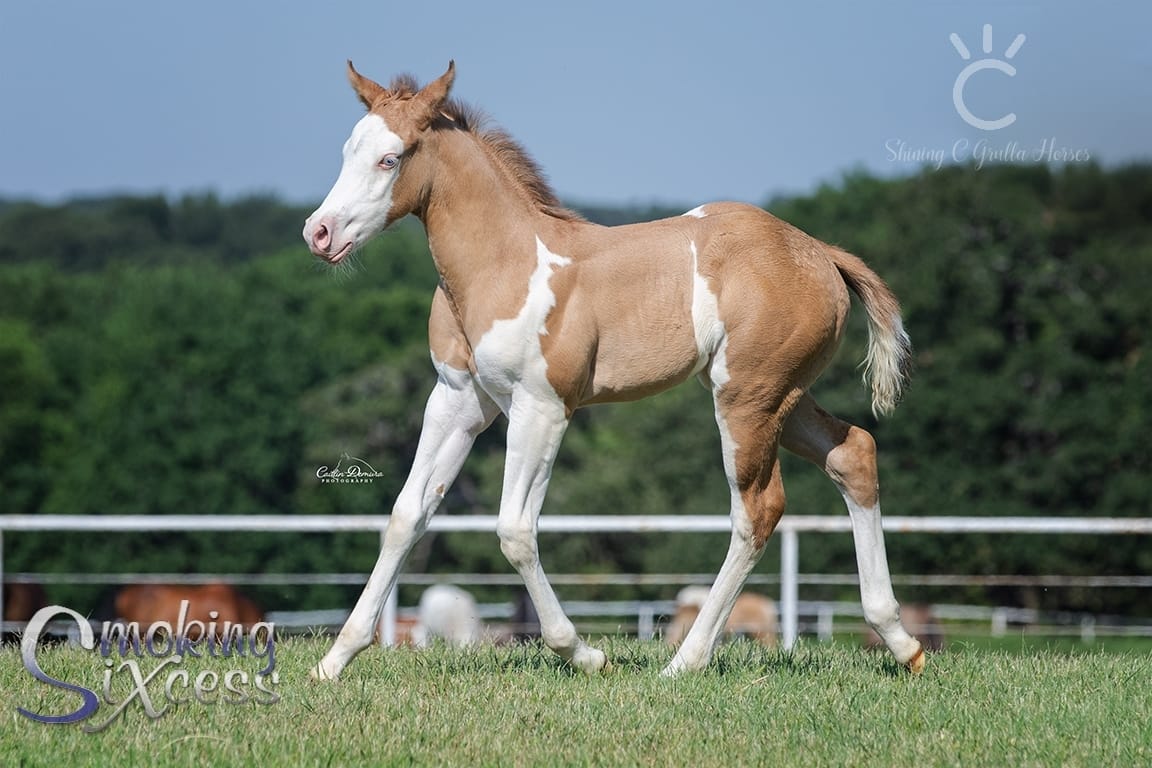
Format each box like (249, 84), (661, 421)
(469, 236), (572, 407)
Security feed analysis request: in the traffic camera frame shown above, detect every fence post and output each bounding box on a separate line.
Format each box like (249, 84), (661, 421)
(637, 604), (655, 641)
(991, 607), (1007, 637)
(817, 604), (834, 642)
(376, 528), (398, 646)
(780, 528), (798, 650)
(0, 528), (5, 631)
(379, 589), (398, 646)
(1080, 615), (1096, 644)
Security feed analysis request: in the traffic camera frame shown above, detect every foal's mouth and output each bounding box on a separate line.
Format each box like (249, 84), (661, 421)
(320, 241), (354, 265)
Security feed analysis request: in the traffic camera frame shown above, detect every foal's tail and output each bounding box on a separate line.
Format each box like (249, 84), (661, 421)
(830, 248), (912, 417)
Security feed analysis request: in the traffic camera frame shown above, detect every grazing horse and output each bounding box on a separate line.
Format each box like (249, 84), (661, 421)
(114, 583), (264, 640)
(665, 587), (778, 648)
(3, 582), (48, 643)
(303, 61), (925, 679)
(4, 582), (48, 623)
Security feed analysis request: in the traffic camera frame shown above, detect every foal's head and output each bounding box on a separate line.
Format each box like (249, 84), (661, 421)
(303, 61), (455, 264)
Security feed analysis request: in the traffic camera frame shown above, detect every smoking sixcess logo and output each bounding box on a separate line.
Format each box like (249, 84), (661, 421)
(16, 603), (278, 733)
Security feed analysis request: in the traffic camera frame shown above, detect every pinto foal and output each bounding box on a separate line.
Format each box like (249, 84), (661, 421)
(303, 61), (925, 679)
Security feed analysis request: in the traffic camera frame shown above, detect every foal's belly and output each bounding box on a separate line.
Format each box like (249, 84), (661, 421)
(580, 321), (704, 404)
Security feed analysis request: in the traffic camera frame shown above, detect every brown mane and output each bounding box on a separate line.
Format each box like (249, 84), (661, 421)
(387, 74), (583, 221)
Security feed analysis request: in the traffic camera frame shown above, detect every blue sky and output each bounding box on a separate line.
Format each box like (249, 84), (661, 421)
(1, 1), (1149, 207)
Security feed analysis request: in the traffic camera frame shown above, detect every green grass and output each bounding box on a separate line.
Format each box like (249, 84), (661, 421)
(2, 637), (1150, 767)
(940, 632), (1152, 655)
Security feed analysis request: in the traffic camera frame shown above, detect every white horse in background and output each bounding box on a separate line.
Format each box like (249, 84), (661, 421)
(412, 584), (482, 648)
(665, 586), (778, 648)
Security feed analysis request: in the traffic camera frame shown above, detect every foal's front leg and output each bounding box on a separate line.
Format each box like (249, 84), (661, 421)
(313, 364), (498, 680)
(496, 392), (609, 674)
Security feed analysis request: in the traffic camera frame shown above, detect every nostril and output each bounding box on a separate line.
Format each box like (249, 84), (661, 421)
(313, 223), (331, 251)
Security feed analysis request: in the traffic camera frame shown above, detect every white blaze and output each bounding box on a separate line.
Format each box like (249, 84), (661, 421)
(306, 114), (406, 249)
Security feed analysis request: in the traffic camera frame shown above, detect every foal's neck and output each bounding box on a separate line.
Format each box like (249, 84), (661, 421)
(417, 130), (578, 334)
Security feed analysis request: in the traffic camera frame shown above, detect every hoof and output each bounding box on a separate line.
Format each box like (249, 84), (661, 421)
(905, 646), (926, 675)
(310, 661), (341, 682)
(660, 649), (706, 677)
(572, 645), (609, 675)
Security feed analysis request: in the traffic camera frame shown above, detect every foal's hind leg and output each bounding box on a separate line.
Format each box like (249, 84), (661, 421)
(661, 385), (796, 676)
(781, 394), (925, 673)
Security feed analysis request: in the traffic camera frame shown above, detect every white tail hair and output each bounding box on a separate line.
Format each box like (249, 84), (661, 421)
(830, 248), (912, 417)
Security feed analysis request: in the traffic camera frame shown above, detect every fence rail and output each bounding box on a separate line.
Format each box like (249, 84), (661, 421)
(3, 514), (1151, 648)
(4, 514), (1152, 533)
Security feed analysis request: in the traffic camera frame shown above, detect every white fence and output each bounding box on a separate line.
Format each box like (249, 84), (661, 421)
(3, 514), (1152, 648)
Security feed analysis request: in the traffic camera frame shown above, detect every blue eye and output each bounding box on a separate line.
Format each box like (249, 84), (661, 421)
(379, 154), (400, 169)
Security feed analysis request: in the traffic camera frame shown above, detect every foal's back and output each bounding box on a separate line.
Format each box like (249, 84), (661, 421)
(543, 202), (853, 407)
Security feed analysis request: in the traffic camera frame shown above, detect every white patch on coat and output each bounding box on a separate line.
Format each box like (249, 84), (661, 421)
(711, 338), (739, 490)
(682, 205), (708, 218)
(472, 236), (571, 409)
(686, 240), (739, 498)
(688, 242), (726, 377)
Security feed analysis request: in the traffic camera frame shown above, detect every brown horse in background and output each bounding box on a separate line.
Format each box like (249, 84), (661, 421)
(3, 582), (48, 642)
(665, 587), (778, 648)
(865, 604), (945, 652)
(114, 582), (263, 640)
(4, 582), (47, 622)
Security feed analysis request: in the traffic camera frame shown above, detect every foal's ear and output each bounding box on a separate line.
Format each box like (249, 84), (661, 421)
(411, 60), (456, 131)
(346, 60), (389, 110)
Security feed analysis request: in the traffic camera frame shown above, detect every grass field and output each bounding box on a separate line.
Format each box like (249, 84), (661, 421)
(2, 636), (1150, 767)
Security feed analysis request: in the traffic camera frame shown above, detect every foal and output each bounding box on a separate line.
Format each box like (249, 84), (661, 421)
(303, 61), (925, 679)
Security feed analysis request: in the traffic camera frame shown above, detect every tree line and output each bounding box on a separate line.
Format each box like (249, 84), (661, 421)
(0, 164), (1148, 617)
